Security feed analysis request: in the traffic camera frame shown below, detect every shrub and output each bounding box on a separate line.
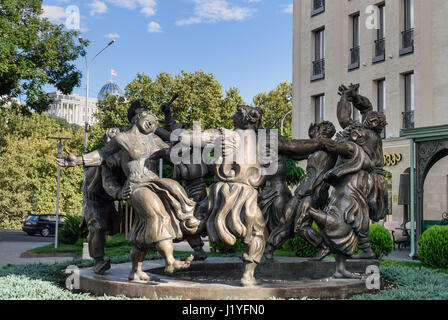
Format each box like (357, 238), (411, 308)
(418, 226), (448, 269)
(58, 215), (88, 245)
(210, 237), (244, 254)
(368, 224), (394, 259)
(283, 235), (320, 258)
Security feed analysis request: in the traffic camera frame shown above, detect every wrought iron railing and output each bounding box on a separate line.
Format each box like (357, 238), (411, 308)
(374, 38), (386, 59)
(402, 28), (414, 51)
(312, 58), (325, 78)
(402, 110), (415, 129)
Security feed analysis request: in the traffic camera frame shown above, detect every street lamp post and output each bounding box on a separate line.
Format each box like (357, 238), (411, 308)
(81, 39), (115, 153)
(48, 131), (71, 249)
(79, 39), (115, 222)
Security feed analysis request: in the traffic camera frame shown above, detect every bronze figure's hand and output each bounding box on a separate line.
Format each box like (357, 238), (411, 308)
(56, 148), (79, 167)
(118, 183), (132, 200)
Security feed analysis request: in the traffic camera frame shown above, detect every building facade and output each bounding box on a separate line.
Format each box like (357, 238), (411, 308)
(292, 0), (448, 223)
(47, 80), (124, 127)
(47, 92), (99, 127)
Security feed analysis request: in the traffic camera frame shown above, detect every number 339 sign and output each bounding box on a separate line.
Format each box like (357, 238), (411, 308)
(384, 153), (403, 167)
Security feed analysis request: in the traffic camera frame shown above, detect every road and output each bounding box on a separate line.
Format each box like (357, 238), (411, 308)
(0, 230), (73, 267)
(0, 229), (56, 243)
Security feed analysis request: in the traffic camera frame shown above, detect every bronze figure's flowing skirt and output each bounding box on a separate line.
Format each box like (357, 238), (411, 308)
(128, 178), (197, 251)
(206, 182), (266, 263)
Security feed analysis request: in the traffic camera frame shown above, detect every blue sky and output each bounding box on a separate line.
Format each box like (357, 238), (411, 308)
(42, 0), (293, 104)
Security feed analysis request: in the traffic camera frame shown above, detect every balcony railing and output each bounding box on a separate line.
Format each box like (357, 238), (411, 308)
(311, 0), (325, 16)
(373, 38), (386, 63)
(311, 58), (325, 81)
(348, 46), (360, 70)
(400, 28), (414, 56)
(402, 111), (415, 129)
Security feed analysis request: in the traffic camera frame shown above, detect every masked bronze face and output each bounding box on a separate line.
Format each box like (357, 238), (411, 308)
(364, 111), (387, 133)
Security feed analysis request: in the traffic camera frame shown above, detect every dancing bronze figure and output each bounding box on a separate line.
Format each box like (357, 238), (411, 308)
(58, 101), (200, 281)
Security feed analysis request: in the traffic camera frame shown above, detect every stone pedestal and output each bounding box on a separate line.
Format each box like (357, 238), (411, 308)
(78, 257), (379, 300)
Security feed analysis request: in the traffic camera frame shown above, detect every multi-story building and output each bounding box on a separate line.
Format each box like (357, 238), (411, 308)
(47, 92), (99, 126)
(292, 0), (448, 225)
(47, 80), (123, 127)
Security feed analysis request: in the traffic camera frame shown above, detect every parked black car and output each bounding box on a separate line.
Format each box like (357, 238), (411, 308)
(22, 214), (66, 237)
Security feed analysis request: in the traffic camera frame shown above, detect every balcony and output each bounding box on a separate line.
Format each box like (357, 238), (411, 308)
(400, 28), (414, 56)
(311, 0), (325, 16)
(348, 46), (360, 71)
(402, 111), (415, 129)
(311, 58), (325, 81)
(373, 38), (386, 64)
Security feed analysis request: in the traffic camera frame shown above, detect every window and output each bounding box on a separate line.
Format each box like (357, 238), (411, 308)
(312, 29), (325, 81)
(311, 0), (325, 16)
(400, 0), (414, 55)
(314, 95), (325, 123)
(349, 13), (360, 70)
(377, 79), (386, 138)
(373, 4), (386, 63)
(403, 72), (414, 128)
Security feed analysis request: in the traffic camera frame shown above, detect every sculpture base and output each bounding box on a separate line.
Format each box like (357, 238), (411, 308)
(78, 257), (379, 300)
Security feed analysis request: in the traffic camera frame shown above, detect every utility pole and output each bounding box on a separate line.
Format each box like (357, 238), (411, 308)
(48, 131), (71, 249)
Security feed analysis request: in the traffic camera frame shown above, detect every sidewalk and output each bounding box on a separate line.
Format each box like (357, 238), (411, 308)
(383, 248), (420, 263)
(0, 241), (74, 267)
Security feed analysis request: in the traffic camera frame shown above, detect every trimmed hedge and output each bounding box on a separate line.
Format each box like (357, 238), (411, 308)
(210, 237), (244, 254)
(368, 224), (394, 259)
(418, 225), (448, 269)
(59, 215), (88, 245)
(283, 235), (320, 258)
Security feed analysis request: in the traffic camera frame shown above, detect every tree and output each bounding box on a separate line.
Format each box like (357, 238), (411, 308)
(0, 110), (85, 229)
(253, 81), (293, 139)
(91, 70), (245, 149)
(0, 0), (87, 113)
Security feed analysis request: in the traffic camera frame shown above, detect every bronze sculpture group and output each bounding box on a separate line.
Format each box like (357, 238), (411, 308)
(58, 83), (388, 286)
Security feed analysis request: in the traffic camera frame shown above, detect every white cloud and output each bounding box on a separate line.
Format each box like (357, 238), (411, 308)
(105, 0), (136, 9)
(141, 7), (156, 17)
(104, 0), (156, 16)
(105, 32), (120, 39)
(176, 0), (253, 26)
(284, 3), (293, 14)
(89, 0), (108, 16)
(148, 21), (162, 33)
(41, 5), (67, 24)
(246, 0), (261, 2)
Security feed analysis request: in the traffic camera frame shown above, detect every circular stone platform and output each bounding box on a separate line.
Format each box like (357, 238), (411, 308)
(78, 257), (379, 300)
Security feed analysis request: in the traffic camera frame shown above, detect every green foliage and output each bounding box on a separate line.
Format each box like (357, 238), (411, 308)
(368, 224), (394, 259)
(91, 71), (245, 149)
(418, 226), (448, 269)
(283, 234), (320, 258)
(285, 158), (306, 186)
(0, 0), (87, 113)
(351, 265), (448, 300)
(0, 110), (85, 229)
(210, 238), (244, 254)
(253, 81), (292, 138)
(58, 215), (88, 245)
